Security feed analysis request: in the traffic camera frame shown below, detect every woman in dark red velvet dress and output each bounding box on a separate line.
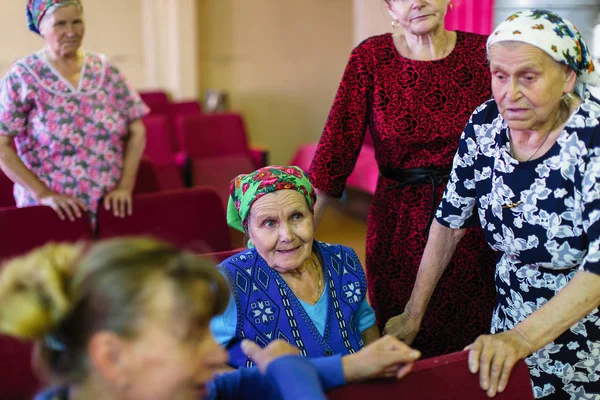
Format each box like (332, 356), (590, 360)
(308, 0), (497, 358)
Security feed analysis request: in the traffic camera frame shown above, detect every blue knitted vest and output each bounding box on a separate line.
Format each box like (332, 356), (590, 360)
(219, 241), (367, 368)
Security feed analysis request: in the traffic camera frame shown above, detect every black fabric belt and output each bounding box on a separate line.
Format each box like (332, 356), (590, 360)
(379, 166), (451, 234)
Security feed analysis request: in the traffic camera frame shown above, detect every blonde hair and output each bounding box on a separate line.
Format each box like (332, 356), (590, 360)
(0, 237), (229, 383)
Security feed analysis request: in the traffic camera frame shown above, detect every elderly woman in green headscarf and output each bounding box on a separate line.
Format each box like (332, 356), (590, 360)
(0, 0), (148, 225)
(385, 9), (600, 399)
(210, 166), (380, 368)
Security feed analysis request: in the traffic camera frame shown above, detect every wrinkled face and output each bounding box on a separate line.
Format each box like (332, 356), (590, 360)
(122, 282), (228, 400)
(387, 0), (450, 35)
(248, 190), (314, 274)
(489, 42), (576, 133)
(40, 5), (84, 57)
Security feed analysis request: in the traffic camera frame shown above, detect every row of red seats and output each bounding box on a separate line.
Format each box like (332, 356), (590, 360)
(0, 186), (233, 263)
(139, 90), (268, 208)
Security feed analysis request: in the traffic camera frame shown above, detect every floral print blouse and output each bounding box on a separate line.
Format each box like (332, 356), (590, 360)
(0, 51), (148, 217)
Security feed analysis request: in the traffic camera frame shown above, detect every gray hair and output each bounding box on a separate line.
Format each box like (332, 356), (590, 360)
(39, 1), (84, 34)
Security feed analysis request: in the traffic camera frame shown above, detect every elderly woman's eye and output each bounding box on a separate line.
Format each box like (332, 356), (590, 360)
(292, 213), (304, 221)
(262, 219), (276, 227)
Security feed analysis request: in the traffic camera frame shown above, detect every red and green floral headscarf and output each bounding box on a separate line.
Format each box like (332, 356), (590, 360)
(27, 0), (81, 34)
(227, 166), (317, 233)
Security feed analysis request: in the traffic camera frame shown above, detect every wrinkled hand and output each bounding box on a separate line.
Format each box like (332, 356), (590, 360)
(343, 335), (421, 382)
(241, 339), (300, 374)
(465, 330), (532, 398)
(383, 311), (421, 345)
(39, 192), (87, 221)
(104, 188), (133, 218)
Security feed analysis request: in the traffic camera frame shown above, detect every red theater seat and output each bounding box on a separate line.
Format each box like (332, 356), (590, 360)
(0, 336), (39, 400)
(142, 116), (185, 190)
(133, 157), (162, 194)
(328, 350), (534, 400)
(174, 113), (266, 207)
(139, 90), (170, 115)
(0, 170), (15, 208)
(97, 187), (231, 253)
(170, 100), (202, 117)
(0, 206), (93, 263)
(175, 113), (267, 169)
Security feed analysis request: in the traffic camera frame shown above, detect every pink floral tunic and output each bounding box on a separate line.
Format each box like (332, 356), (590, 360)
(0, 51), (148, 219)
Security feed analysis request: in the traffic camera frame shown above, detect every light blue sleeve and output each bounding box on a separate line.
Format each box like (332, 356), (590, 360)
(357, 298), (376, 333)
(210, 293), (237, 346)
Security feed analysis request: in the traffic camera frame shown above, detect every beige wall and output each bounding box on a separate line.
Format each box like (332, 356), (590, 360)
(354, 0), (393, 44)
(198, 0), (354, 165)
(0, 1), (147, 89)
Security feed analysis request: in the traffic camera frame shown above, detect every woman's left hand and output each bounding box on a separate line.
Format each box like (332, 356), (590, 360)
(241, 339), (300, 373)
(104, 188), (133, 218)
(465, 330), (532, 398)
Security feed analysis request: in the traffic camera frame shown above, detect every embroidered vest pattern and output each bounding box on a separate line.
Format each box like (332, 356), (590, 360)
(219, 241), (367, 368)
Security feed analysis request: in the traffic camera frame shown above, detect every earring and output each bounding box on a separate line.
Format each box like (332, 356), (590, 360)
(391, 19), (400, 29)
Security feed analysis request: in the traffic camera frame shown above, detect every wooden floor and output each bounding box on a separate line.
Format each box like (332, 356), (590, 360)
(315, 206), (368, 265)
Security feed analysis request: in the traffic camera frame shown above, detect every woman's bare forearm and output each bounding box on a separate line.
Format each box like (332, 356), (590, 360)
(405, 220), (466, 320)
(117, 120), (146, 191)
(0, 141), (50, 199)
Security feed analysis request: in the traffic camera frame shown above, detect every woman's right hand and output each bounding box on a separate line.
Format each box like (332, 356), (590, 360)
(383, 311), (422, 344)
(38, 192), (87, 221)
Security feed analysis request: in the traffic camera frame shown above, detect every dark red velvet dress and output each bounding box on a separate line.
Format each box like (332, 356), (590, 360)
(309, 32), (497, 358)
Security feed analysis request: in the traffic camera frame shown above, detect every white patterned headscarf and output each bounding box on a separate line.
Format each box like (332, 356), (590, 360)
(487, 9), (600, 97)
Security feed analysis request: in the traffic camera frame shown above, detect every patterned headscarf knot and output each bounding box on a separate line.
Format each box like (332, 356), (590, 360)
(27, 0), (82, 35)
(226, 166), (317, 238)
(487, 9), (600, 97)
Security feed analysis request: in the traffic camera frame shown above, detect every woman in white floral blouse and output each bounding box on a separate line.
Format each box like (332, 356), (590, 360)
(384, 9), (600, 399)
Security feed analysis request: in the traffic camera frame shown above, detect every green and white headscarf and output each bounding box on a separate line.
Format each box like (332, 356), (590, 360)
(227, 166), (317, 235)
(487, 9), (600, 97)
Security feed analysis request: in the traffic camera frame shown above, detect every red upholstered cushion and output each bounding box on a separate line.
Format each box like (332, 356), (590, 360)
(143, 115), (179, 166)
(139, 90), (170, 116)
(328, 350), (534, 400)
(0, 336), (40, 400)
(0, 206), (93, 263)
(97, 187), (231, 253)
(175, 113), (250, 158)
(190, 156), (256, 210)
(0, 170), (15, 208)
(133, 158), (161, 195)
(170, 101), (202, 117)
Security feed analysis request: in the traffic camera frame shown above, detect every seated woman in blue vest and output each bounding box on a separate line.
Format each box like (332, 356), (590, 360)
(211, 166), (380, 368)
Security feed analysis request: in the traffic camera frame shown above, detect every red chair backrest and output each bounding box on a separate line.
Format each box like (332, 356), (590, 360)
(190, 156), (256, 209)
(175, 113), (250, 158)
(170, 101), (202, 117)
(142, 115), (179, 166)
(97, 187), (231, 253)
(0, 206), (94, 263)
(133, 158), (161, 195)
(0, 336), (40, 400)
(139, 91), (170, 115)
(328, 350), (534, 400)
(0, 170), (15, 208)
